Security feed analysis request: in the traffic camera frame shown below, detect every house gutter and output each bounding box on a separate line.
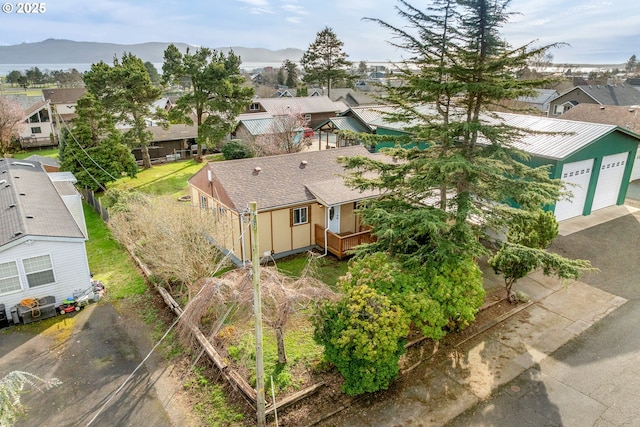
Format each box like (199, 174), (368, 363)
(319, 204), (330, 258)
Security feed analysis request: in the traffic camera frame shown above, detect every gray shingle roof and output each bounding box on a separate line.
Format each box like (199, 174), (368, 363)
(557, 104), (640, 135)
(0, 159), (85, 247)
(189, 146), (380, 211)
(571, 85), (640, 106)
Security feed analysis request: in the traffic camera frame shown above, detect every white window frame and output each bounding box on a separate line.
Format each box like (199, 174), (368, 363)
(23, 254), (55, 288)
(250, 102), (260, 111)
(292, 207), (308, 226)
(31, 126), (42, 134)
(200, 194), (208, 209)
(0, 261), (22, 295)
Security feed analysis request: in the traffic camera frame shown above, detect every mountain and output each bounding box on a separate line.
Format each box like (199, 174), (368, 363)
(0, 39), (304, 64)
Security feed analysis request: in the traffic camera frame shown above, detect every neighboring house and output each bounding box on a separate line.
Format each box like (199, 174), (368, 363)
(557, 104), (640, 180)
(19, 99), (55, 148)
(329, 88), (378, 107)
(0, 158), (91, 317)
(130, 123), (198, 164)
(316, 105), (398, 149)
(548, 84), (640, 117)
(188, 146), (385, 264)
(626, 78), (640, 91)
(42, 87), (86, 123)
(516, 88), (558, 113)
(243, 96), (347, 129)
(372, 110), (640, 222)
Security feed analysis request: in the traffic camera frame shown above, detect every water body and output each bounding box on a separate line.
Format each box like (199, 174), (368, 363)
(0, 61), (397, 76)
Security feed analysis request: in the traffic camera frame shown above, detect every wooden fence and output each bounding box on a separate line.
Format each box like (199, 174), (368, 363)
(81, 189), (109, 222)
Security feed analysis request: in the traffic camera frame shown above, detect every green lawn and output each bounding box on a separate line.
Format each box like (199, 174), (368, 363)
(275, 254), (349, 289)
(84, 203), (147, 299)
(13, 148), (59, 160)
(108, 157), (221, 198)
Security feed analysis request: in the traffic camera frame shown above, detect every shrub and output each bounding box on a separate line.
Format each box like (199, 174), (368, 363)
(313, 284), (410, 395)
(221, 139), (253, 160)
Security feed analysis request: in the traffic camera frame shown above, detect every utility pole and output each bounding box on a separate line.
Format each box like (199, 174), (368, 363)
(250, 201), (266, 427)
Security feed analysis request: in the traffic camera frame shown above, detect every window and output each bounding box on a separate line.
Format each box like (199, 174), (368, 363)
(200, 194), (208, 209)
(304, 114), (312, 123)
(0, 261), (21, 294)
(31, 127), (42, 134)
(292, 207), (308, 225)
(23, 255), (55, 288)
(250, 102), (260, 111)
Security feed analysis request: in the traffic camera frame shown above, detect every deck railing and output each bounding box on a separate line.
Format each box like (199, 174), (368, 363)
(314, 224), (374, 259)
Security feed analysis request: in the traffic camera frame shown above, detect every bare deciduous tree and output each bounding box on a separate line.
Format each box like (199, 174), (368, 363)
(107, 192), (232, 300)
(181, 253), (338, 365)
(251, 106), (310, 156)
(0, 97), (25, 156)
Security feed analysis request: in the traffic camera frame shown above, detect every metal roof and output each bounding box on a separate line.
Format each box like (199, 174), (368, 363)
(342, 105), (397, 128)
(370, 107), (630, 160)
(323, 116), (370, 133)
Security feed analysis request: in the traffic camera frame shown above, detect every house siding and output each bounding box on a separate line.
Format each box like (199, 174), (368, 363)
(525, 132), (638, 216)
(0, 238), (91, 310)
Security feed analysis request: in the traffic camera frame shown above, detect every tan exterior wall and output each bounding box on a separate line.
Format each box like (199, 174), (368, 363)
(311, 203), (324, 241)
(271, 209), (292, 254)
(257, 211), (273, 256)
(340, 202), (357, 234)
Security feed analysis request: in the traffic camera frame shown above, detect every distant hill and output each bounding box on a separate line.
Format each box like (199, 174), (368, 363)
(0, 39), (304, 65)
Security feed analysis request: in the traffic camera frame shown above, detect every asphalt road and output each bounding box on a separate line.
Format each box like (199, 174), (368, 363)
(446, 211), (640, 426)
(2, 302), (178, 427)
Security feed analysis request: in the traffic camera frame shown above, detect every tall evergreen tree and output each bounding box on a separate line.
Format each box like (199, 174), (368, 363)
(342, 0), (566, 268)
(283, 59), (298, 88)
(83, 53), (163, 169)
(162, 44), (254, 162)
(60, 93), (138, 190)
(300, 27), (352, 97)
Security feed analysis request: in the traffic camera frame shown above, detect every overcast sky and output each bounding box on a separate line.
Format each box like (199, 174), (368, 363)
(0, 0), (638, 65)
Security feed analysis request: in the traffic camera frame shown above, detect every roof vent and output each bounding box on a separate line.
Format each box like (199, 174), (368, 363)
(26, 215), (34, 219)
(11, 161), (35, 168)
(301, 160), (308, 166)
(600, 106), (605, 110)
(254, 166), (262, 173)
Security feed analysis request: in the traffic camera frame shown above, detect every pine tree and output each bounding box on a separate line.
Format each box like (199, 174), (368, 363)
(162, 44), (254, 162)
(300, 27), (352, 97)
(59, 92), (138, 191)
(83, 53), (163, 169)
(342, 0), (566, 267)
(283, 59), (298, 89)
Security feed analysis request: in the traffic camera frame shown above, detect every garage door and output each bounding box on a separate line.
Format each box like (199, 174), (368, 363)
(630, 152), (640, 181)
(592, 153), (628, 211)
(554, 159), (594, 221)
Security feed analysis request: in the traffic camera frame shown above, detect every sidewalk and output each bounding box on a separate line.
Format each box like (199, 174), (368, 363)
(325, 200), (634, 427)
(327, 268), (626, 426)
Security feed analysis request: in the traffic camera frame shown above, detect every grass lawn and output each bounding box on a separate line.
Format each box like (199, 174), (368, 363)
(13, 148), (59, 160)
(275, 254), (350, 288)
(84, 203), (147, 299)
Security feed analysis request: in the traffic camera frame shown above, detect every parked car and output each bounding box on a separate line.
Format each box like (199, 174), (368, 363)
(303, 127), (315, 138)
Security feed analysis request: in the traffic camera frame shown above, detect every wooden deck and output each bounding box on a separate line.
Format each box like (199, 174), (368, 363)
(314, 224), (374, 259)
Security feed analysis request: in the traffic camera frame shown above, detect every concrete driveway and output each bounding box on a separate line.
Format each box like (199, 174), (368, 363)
(446, 206), (640, 426)
(1, 302), (191, 427)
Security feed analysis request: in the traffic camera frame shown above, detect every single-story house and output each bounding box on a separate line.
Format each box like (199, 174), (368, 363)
(557, 104), (640, 180)
(516, 88), (558, 113)
(371, 110), (640, 222)
(188, 146), (385, 264)
(0, 158), (91, 320)
(316, 105), (398, 149)
(129, 123), (198, 163)
(243, 96), (347, 129)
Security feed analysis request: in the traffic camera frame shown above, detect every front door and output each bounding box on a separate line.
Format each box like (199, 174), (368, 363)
(328, 205), (340, 234)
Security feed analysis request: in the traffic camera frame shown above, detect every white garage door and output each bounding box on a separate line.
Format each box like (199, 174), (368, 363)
(592, 153), (628, 211)
(554, 159), (594, 221)
(630, 152), (640, 181)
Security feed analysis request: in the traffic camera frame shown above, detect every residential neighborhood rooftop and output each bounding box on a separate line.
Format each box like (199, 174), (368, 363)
(189, 145), (384, 211)
(0, 158), (85, 247)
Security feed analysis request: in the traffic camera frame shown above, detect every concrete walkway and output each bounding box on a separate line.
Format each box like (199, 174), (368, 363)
(326, 205), (630, 427)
